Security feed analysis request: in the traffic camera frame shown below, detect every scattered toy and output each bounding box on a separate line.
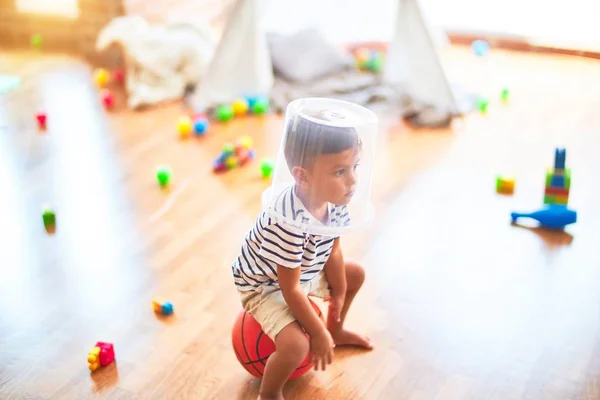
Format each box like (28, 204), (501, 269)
(152, 296), (174, 315)
(36, 112), (47, 130)
(544, 147), (570, 205)
(42, 205), (56, 230)
(496, 176), (515, 195)
(87, 341), (115, 371)
(93, 68), (109, 88)
(213, 136), (255, 173)
(177, 116), (193, 138)
(511, 205), (577, 230)
(260, 158), (274, 179)
(156, 165), (172, 187)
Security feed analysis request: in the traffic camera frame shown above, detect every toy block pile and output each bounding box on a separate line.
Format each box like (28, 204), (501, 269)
(544, 147), (571, 205)
(213, 136), (255, 173)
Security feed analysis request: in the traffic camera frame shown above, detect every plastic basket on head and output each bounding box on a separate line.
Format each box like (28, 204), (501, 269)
(262, 97), (378, 237)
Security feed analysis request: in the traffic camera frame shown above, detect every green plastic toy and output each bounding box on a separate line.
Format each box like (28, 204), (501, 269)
(215, 105), (234, 122)
(476, 97), (489, 113)
(42, 206), (56, 229)
(31, 34), (43, 49)
(260, 159), (274, 178)
(251, 98), (269, 115)
(156, 165), (172, 187)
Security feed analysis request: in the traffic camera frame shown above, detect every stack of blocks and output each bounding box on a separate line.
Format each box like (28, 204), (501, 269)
(544, 148), (571, 205)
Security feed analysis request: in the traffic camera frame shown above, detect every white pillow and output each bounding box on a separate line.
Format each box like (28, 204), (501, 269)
(268, 28), (354, 83)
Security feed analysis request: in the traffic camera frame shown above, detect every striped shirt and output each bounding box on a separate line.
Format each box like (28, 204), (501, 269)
(232, 185), (351, 292)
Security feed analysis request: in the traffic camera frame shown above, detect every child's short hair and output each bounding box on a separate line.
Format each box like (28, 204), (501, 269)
(284, 110), (360, 170)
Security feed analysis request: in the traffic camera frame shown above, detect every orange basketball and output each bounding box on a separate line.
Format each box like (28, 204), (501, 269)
(231, 297), (324, 380)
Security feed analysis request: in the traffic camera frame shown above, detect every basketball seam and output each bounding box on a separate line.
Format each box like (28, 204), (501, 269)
(241, 312), (264, 377)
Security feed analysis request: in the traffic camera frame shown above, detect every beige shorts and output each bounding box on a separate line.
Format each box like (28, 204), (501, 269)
(238, 271), (331, 341)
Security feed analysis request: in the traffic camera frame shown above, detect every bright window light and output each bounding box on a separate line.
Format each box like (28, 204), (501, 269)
(16, 0), (79, 19)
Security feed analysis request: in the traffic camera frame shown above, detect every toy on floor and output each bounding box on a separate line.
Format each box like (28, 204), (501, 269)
(87, 341), (115, 371)
(42, 205), (56, 230)
(476, 96), (489, 114)
(471, 39), (490, 57)
(31, 33), (43, 49)
(500, 88), (510, 102)
(250, 96), (270, 115)
(213, 136), (255, 173)
(36, 112), (47, 130)
(113, 69), (125, 85)
(260, 158), (274, 179)
(511, 205), (577, 229)
(232, 297), (322, 380)
(152, 296), (174, 315)
(194, 116), (209, 136)
(93, 68), (110, 88)
(496, 176), (515, 194)
(510, 147), (576, 230)
(544, 147), (570, 205)
(232, 98), (249, 116)
(354, 47), (384, 73)
(177, 116), (193, 138)
(101, 89), (114, 110)
(156, 165), (172, 187)
(215, 104), (234, 122)
(211, 95), (270, 123)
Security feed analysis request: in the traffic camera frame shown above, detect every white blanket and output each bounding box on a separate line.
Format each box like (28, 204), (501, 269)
(96, 15), (216, 110)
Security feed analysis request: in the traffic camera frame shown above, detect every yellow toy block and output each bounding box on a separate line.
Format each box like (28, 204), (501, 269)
(496, 176), (515, 194)
(152, 297), (166, 313)
(87, 346), (101, 371)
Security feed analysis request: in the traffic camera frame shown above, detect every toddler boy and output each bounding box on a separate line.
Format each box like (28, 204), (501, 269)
(232, 107), (372, 400)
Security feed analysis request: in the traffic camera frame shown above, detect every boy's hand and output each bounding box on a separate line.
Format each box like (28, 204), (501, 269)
(309, 329), (335, 371)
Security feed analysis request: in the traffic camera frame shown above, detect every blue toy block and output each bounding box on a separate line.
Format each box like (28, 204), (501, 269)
(554, 148), (566, 170)
(161, 302), (174, 315)
(550, 174), (565, 187)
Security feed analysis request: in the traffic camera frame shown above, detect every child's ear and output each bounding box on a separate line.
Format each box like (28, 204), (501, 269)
(291, 166), (309, 187)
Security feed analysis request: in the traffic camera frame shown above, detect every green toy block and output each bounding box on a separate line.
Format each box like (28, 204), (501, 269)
(42, 206), (56, 228)
(565, 169), (571, 189)
(543, 195), (556, 205)
(545, 170), (552, 187)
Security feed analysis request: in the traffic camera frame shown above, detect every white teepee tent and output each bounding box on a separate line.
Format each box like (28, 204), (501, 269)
(382, 0), (460, 114)
(191, 0), (273, 111)
(191, 0), (459, 115)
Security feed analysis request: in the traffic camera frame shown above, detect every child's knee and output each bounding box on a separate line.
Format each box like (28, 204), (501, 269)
(275, 322), (310, 363)
(346, 261), (365, 291)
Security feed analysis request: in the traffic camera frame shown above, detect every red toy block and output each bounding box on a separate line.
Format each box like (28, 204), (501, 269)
(101, 89), (114, 109)
(96, 342), (115, 366)
(544, 186), (569, 196)
(36, 112), (47, 129)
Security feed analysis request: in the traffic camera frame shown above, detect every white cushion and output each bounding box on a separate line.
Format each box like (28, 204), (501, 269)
(268, 28), (353, 83)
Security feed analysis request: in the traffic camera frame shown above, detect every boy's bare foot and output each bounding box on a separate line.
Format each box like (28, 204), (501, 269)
(330, 329), (373, 349)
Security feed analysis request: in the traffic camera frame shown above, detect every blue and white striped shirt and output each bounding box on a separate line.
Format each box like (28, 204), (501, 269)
(232, 185), (350, 292)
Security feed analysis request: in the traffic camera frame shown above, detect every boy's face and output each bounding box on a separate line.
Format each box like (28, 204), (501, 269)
(294, 146), (361, 206)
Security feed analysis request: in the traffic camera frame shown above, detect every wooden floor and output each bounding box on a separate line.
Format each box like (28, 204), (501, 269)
(1, 46), (600, 399)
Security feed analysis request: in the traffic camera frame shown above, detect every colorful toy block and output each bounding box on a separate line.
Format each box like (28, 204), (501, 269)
(544, 147), (571, 205)
(87, 341), (115, 371)
(152, 296), (174, 315)
(496, 176), (515, 194)
(213, 136), (255, 173)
